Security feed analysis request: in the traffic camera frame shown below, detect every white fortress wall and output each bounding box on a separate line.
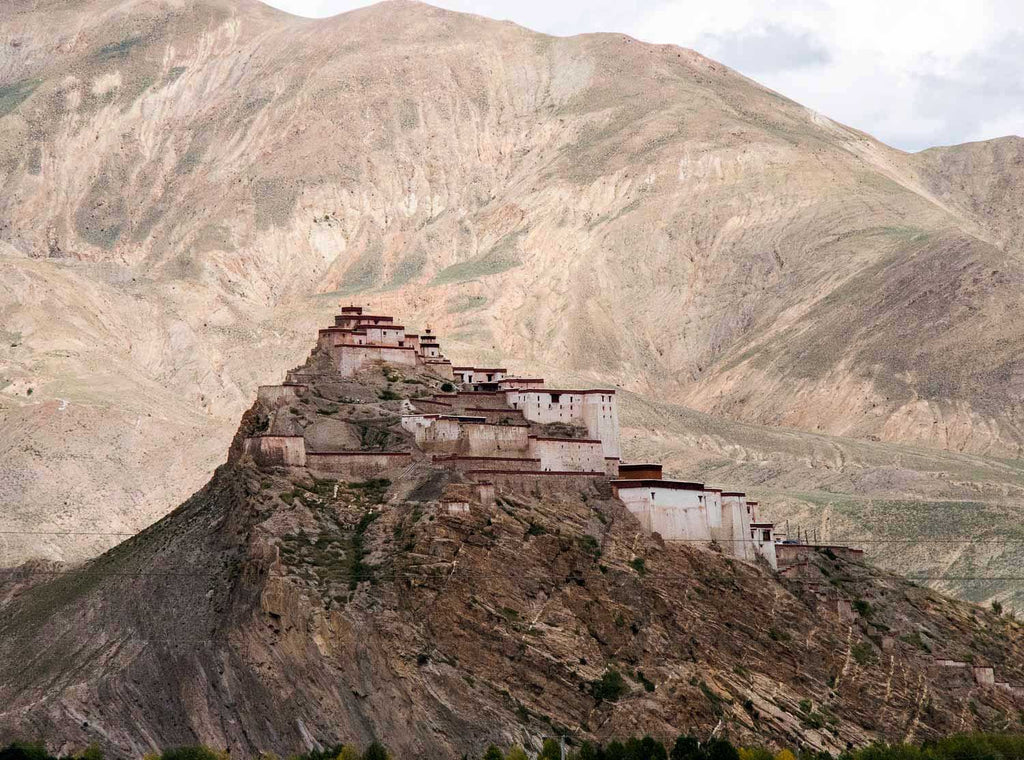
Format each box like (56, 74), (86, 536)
(615, 484), (712, 542)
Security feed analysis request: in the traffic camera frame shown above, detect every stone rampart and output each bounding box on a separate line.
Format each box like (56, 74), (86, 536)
(463, 407), (526, 424)
(776, 544), (865, 569)
(306, 451), (412, 478)
(434, 456), (541, 472)
(465, 469), (606, 497)
(337, 344), (418, 376)
(257, 384), (307, 408)
(243, 436), (307, 467)
(528, 436), (605, 472)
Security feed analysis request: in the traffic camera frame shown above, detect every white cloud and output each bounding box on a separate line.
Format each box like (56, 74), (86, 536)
(260, 0), (1024, 152)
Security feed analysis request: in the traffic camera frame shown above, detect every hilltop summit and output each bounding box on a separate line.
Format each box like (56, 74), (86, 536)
(4, 0), (1024, 608)
(1, 310), (1022, 759)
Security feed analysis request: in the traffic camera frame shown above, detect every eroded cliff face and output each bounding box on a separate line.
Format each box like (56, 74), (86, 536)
(1, 363), (1021, 759)
(3, 0), (1024, 572)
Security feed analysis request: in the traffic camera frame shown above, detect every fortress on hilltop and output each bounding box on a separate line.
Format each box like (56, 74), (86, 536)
(244, 306), (780, 568)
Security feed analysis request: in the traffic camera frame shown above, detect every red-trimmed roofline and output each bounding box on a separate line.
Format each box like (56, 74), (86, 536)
(750, 522), (775, 528)
(529, 436), (603, 444)
(435, 456), (541, 463)
(721, 492), (746, 497)
(611, 479), (705, 491)
(467, 469), (604, 476)
(307, 450), (411, 457)
(511, 388), (617, 396)
(338, 342), (416, 351)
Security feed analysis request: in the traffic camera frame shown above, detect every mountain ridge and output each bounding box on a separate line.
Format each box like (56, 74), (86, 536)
(1, 0), (1023, 611)
(1, 339), (1022, 759)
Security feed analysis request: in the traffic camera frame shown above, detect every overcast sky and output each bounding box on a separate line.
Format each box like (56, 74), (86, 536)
(263, 0), (1024, 153)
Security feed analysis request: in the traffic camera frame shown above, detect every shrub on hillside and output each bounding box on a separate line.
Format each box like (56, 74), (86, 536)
(591, 669), (628, 702)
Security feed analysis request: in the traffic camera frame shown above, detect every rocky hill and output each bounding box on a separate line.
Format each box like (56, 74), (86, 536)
(1, 350), (1022, 759)
(2, 0), (1024, 609)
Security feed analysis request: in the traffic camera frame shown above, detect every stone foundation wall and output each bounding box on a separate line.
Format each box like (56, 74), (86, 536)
(462, 407), (527, 425)
(257, 384), (307, 408)
(413, 418), (530, 456)
(465, 469), (606, 496)
(434, 456), (541, 472)
(336, 345), (418, 376)
(306, 451), (412, 478)
(243, 436), (307, 467)
(528, 437), (604, 472)
(776, 544), (865, 569)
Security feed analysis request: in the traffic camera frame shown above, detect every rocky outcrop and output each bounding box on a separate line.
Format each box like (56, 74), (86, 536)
(0, 362), (1021, 759)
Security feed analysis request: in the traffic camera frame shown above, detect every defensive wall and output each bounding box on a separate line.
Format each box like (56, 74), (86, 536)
(465, 469), (608, 497)
(306, 451), (412, 478)
(257, 383), (307, 408)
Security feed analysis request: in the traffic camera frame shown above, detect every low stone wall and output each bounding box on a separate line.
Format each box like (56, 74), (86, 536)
(444, 391), (511, 411)
(306, 451), (412, 478)
(411, 398), (453, 411)
(412, 418), (531, 456)
(434, 455), (541, 472)
(528, 436), (604, 472)
(465, 469), (606, 496)
(422, 359), (455, 380)
(244, 436), (307, 467)
(776, 544), (865, 568)
(335, 344), (419, 376)
(463, 407), (526, 425)
(257, 384), (307, 408)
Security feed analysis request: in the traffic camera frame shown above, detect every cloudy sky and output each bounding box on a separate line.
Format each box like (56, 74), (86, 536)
(263, 0), (1024, 152)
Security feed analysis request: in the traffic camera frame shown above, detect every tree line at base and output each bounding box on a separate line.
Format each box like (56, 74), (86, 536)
(3, 732), (1024, 760)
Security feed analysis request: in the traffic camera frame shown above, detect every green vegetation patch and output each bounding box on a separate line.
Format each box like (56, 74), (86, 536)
(0, 79), (38, 118)
(94, 36), (146, 61)
(591, 669), (628, 702)
(384, 250), (427, 289)
(447, 294), (489, 313)
(432, 234), (522, 285)
(339, 245), (383, 294)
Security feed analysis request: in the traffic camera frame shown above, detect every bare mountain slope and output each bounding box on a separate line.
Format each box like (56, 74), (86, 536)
(1, 355), (1022, 759)
(2, 0), (1024, 576)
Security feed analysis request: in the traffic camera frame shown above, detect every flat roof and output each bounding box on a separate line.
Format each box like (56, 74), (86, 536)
(529, 436), (602, 444)
(467, 469), (604, 476)
(611, 479), (705, 491)
(307, 450), (410, 456)
(512, 388), (616, 395)
(436, 455), (541, 462)
(721, 492), (746, 497)
(338, 342), (415, 351)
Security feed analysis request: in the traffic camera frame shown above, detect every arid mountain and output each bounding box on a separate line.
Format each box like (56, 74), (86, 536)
(1, 0), (1024, 606)
(1, 352), (1022, 759)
